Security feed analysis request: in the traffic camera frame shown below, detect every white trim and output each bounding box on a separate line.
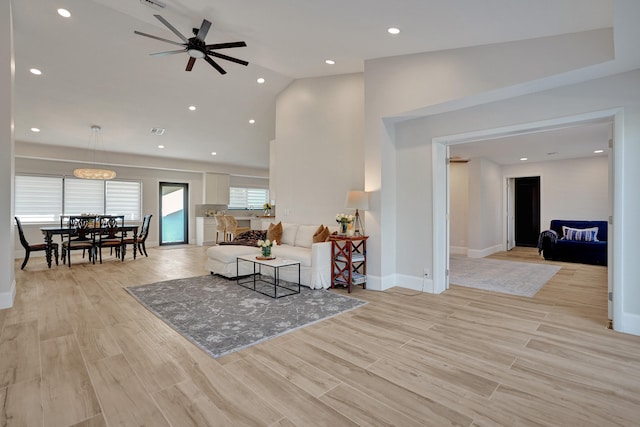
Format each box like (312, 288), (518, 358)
(467, 244), (504, 259)
(0, 279), (16, 309)
(433, 108), (623, 331)
(450, 246), (467, 256)
(394, 274), (434, 293)
(432, 142), (449, 294)
(619, 312), (640, 336)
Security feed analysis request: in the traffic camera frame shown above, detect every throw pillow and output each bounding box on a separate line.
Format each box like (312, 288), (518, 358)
(295, 225), (319, 248)
(313, 224), (330, 243)
(281, 223), (299, 246)
(266, 222), (283, 245)
(562, 226), (599, 242)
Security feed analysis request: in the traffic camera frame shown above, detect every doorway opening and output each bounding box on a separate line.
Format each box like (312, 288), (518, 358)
(159, 182), (188, 246)
(432, 109), (619, 326)
(513, 176), (540, 248)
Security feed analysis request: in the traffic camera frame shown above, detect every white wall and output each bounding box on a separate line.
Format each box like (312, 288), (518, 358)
(449, 162), (468, 253)
(466, 158), (502, 257)
(365, 29), (615, 291)
(0, 0), (16, 308)
(274, 73), (364, 226)
(502, 156), (609, 228)
(393, 69), (640, 334)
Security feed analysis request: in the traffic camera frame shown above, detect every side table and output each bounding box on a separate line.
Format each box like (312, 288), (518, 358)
(329, 235), (368, 293)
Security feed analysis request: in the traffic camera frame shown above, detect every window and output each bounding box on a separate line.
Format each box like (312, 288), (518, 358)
(15, 174), (142, 223)
(64, 178), (104, 216)
(228, 187), (269, 210)
(106, 180), (142, 220)
(15, 175), (63, 223)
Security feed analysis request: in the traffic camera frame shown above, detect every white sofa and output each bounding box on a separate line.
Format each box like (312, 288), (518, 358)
(205, 222), (333, 289)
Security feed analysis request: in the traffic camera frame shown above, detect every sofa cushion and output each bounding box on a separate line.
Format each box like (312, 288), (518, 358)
(206, 245), (257, 264)
(267, 222), (283, 244)
(281, 223), (299, 246)
(271, 244), (313, 267)
(295, 225), (319, 248)
(562, 226), (599, 242)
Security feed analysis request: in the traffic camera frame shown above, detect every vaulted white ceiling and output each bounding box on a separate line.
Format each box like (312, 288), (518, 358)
(12, 0), (614, 170)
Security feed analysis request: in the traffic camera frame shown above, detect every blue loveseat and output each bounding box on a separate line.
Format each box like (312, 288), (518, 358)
(539, 220), (608, 266)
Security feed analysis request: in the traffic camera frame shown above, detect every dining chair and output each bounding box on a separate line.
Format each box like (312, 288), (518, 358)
(224, 215), (238, 242)
(62, 215), (97, 267)
(96, 215), (125, 263)
(121, 214), (152, 259)
(215, 213), (226, 243)
(15, 216), (59, 270)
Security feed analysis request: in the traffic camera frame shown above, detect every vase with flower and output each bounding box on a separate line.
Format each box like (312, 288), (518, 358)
(257, 239), (274, 258)
(335, 213), (355, 235)
(263, 202), (272, 217)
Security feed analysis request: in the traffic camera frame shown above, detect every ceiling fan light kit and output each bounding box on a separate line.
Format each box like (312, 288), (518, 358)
(134, 14), (248, 75)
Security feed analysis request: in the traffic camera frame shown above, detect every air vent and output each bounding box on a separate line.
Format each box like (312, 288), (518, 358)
(140, 0), (166, 10)
(150, 127), (165, 135)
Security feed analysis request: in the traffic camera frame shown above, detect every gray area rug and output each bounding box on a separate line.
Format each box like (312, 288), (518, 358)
(449, 256), (561, 297)
(126, 275), (367, 358)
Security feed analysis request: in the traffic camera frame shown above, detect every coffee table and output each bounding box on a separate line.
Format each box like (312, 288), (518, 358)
(236, 256), (301, 298)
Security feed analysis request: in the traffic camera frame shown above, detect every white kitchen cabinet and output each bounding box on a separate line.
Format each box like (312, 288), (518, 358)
(196, 217), (217, 246)
(203, 173), (230, 205)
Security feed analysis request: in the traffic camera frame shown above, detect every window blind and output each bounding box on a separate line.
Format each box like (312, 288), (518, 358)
(64, 178), (104, 216)
(229, 187), (269, 209)
(106, 180), (141, 220)
(14, 175), (63, 223)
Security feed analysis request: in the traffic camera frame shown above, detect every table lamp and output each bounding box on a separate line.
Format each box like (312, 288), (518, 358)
(345, 190), (369, 236)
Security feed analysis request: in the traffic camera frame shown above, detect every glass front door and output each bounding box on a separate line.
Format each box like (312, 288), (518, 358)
(159, 182), (188, 245)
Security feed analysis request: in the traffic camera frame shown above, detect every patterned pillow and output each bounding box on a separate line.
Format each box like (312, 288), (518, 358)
(562, 226), (599, 242)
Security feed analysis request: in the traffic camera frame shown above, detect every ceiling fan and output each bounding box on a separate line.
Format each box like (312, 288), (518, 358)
(134, 14), (248, 75)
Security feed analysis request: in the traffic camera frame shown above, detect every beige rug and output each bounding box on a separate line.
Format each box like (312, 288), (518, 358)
(449, 256), (561, 297)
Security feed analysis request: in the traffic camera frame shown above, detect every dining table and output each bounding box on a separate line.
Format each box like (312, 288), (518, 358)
(40, 223), (139, 268)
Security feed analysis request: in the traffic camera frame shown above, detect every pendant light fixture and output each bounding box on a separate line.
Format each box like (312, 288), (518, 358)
(73, 125), (117, 180)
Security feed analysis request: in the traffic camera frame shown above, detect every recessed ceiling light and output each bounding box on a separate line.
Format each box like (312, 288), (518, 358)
(211, 152), (217, 156)
(594, 149), (604, 154)
(257, 78), (265, 84)
(325, 59), (335, 65)
(158, 145), (164, 149)
(520, 157), (528, 161)
(29, 68), (42, 75)
(188, 105), (196, 111)
(388, 27), (400, 35)
(57, 8), (71, 18)
(249, 119), (255, 124)
(30, 127), (40, 132)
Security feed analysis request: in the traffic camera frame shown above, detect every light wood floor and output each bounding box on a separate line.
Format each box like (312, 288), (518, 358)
(2, 246), (639, 426)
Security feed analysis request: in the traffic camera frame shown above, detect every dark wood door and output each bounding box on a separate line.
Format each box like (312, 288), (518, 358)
(514, 176), (540, 247)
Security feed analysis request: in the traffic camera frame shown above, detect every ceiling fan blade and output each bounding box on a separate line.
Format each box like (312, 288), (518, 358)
(204, 56), (227, 74)
(154, 14), (188, 43)
(196, 19), (211, 42)
(151, 49), (187, 57)
(134, 30), (185, 47)
(186, 57), (196, 72)
(207, 51), (248, 66)
(206, 41), (247, 50)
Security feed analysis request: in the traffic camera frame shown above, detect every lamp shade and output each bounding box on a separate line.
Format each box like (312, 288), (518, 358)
(345, 190), (369, 210)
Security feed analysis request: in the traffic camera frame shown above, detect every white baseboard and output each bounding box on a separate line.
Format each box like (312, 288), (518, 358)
(0, 279), (16, 309)
(618, 311), (640, 337)
(450, 246), (467, 256)
(369, 273), (436, 294)
(467, 244), (503, 258)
